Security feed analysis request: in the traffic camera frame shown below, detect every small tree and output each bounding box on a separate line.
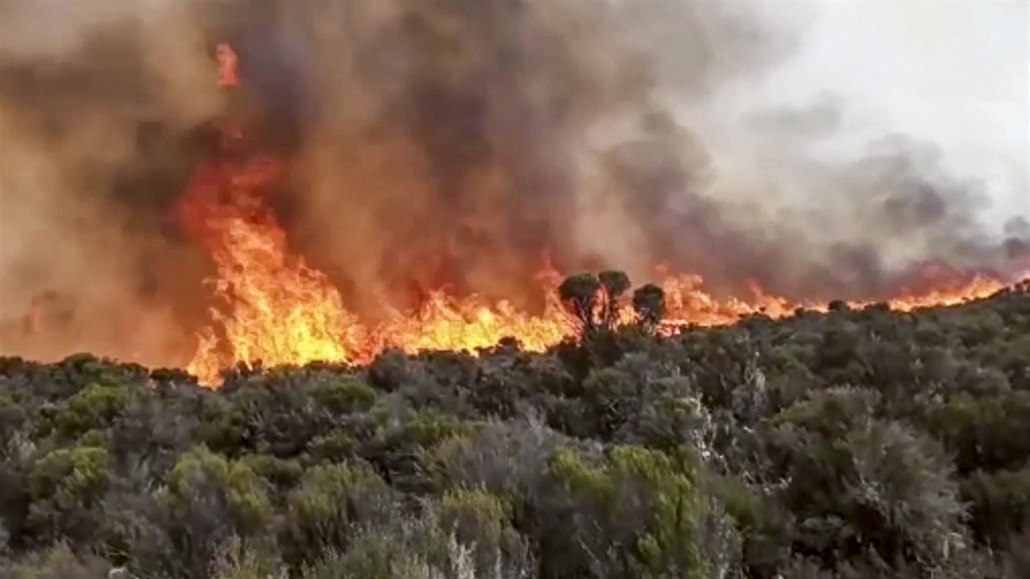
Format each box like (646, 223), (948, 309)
(633, 284), (666, 331)
(559, 273), (602, 333)
(598, 270), (632, 329)
(827, 299), (850, 313)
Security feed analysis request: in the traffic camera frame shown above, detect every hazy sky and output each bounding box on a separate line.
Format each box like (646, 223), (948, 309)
(706, 0), (1028, 229)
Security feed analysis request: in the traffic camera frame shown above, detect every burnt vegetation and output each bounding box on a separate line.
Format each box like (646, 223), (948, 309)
(0, 276), (1029, 579)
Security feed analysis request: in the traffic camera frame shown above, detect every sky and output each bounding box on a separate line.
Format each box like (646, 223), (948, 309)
(704, 0), (1029, 230)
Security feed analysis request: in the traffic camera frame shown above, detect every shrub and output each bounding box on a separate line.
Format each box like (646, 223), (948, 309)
(0, 542), (111, 579)
(281, 460), (393, 566)
(766, 389), (967, 573)
(160, 446), (273, 577)
(962, 466), (1030, 548)
(209, 535), (286, 579)
(536, 445), (709, 578)
(310, 377), (376, 415)
(53, 383), (130, 439)
(25, 445), (110, 543)
(436, 488), (525, 572)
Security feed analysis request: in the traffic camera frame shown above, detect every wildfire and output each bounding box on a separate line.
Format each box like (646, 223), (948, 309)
(879, 262), (1012, 312)
(176, 43), (1017, 385)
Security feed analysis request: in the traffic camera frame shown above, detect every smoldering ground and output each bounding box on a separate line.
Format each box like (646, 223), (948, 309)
(0, 0), (1026, 365)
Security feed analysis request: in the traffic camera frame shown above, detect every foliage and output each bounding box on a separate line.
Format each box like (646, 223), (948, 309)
(0, 284), (1027, 578)
(0, 542), (111, 579)
(558, 272), (602, 331)
(599, 270), (632, 328)
(540, 445), (710, 578)
(280, 460), (392, 566)
(633, 283), (666, 330)
(25, 445), (110, 543)
(210, 535), (286, 579)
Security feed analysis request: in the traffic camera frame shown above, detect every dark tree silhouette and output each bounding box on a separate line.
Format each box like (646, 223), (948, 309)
(828, 299), (850, 312)
(598, 270), (631, 329)
(558, 273), (601, 332)
(632, 283), (665, 331)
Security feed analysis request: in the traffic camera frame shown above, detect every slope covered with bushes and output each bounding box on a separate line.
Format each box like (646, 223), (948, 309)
(1, 283), (1028, 578)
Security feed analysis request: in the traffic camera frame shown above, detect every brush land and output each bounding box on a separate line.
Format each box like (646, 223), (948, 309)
(1, 282), (1029, 579)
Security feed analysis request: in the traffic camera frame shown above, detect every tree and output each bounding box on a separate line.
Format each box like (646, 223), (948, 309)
(827, 299), (850, 313)
(558, 273), (601, 333)
(598, 270), (632, 329)
(633, 284), (666, 331)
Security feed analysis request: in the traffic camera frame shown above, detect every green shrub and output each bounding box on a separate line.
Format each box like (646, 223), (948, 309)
(539, 445), (709, 578)
(0, 542), (111, 579)
(305, 431), (356, 464)
(0, 389), (26, 441)
(210, 535), (286, 579)
(281, 460), (393, 566)
(53, 383), (130, 439)
(310, 378), (376, 414)
(165, 446), (272, 532)
(768, 389), (967, 572)
(962, 466), (1030, 547)
(436, 488), (524, 572)
(26, 445), (110, 542)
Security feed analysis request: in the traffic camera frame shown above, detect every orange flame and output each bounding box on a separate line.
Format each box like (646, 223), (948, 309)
(178, 43), (1018, 386)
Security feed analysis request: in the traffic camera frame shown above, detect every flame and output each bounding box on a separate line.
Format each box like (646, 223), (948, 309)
(177, 43), (1019, 386)
(178, 190), (366, 385)
(876, 273), (1007, 313)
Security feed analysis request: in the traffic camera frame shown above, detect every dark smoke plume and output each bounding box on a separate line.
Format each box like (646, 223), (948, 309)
(0, 0), (1026, 366)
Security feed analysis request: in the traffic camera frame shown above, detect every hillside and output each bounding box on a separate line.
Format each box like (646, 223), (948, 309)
(1, 282), (1028, 579)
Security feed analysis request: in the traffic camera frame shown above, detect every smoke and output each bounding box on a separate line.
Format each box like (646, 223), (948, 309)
(275, 0), (795, 310)
(0, 0), (219, 364)
(0, 0), (1026, 364)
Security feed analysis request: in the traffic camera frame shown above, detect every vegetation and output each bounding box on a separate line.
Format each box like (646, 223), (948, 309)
(1, 276), (1028, 578)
